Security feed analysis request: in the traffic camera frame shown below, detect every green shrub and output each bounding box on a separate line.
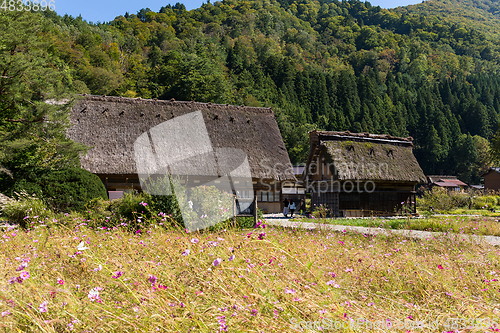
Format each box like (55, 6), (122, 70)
(38, 168), (107, 212)
(81, 177), (260, 231)
(472, 195), (498, 209)
(0, 193), (14, 218)
(108, 192), (152, 222)
(149, 194), (182, 224)
(2, 192), (54, 228)
(175, 184), (234, 231)
(83, 197), (117, 227)
(234, 208), (263, 229)
(0, 168), (107, 212)
(0, 171), (44, 199)
(312, 204), (331, 218)
(417, 187), (471, 211)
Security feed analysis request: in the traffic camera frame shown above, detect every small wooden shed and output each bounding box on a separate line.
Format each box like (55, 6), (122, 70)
(67, 95), (295, 213)
(483, 168), (500, 192)
(303, 130), (426, 217)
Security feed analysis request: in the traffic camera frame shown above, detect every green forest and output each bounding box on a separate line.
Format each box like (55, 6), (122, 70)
(3, 0), (500, 184)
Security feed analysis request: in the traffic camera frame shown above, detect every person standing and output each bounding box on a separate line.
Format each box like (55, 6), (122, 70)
(300, 198), (305, 215)
(283, 198), (289, 217)
(289, 200), (296, 217)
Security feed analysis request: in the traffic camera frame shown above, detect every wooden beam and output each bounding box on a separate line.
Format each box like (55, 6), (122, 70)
(253, 192), (258, 225)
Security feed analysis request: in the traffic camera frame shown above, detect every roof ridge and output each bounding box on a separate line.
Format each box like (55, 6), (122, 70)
(309, 130), (413, 143)
(77, 94), (273, 112)
(309, 130), (413, 142)
(309, 130), (413, 146)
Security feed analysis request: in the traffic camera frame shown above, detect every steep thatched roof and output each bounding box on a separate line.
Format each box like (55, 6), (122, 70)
(67, 96), (295, 181)
(308, 130), (426, 183)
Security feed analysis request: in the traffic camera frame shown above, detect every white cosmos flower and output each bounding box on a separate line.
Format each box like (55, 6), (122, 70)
(77, 241), (89, 251)
(88, 287), (101, 301)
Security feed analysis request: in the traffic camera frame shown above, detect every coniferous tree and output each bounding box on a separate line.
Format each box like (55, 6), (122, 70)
(0, 11), (86, 177)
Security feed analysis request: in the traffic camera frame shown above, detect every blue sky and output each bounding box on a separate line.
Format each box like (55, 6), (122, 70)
(54, 0), (421, 24)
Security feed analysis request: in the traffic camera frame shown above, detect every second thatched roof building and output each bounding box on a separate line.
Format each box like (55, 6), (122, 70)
(303, 130), (426, 217)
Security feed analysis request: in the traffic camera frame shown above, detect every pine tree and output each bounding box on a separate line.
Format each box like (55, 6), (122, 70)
(453, 134), (478, 184)
(0, 11), (86, 177)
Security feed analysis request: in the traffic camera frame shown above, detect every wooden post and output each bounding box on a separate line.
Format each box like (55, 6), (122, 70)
(253, 192), (258, 225)
(279, 182), (282, 213)
(233, 196), (236, 228)
(105, 177), (109, 198)
(413, 193), (417, 215)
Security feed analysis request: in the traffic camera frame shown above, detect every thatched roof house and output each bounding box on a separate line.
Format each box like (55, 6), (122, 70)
(304, 130), (425, 217)
(67, 95), (295, 213)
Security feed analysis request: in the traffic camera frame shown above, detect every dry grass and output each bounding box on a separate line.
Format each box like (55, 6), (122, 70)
(0, 220), (499, 332)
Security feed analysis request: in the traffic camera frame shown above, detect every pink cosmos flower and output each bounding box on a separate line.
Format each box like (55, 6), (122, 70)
(228, 255), (235, 261)
(182, 249), (190, 256)
(285, 288), (296, 294)
(437, 265), (444, 270)
(213, 258), (222, 266)
(15, 263), (27, 271)
(191, 238), (199, 244)
(39, 301), (48, 313)
(20, 271), (30, 280)
(57, 279), (64, 285)
(1, 310), (11, 317)
(148, 275), (158, 285)
(112, 271), (123, 279)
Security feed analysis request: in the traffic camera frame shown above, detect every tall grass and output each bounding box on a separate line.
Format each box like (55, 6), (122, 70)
(0, 221), (498, 332)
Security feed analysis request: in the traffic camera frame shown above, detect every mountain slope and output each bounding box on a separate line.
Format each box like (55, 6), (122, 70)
(398, 0), (500, 36)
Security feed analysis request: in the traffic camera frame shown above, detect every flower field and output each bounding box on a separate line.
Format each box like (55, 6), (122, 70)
(0, 220), (499, 332)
